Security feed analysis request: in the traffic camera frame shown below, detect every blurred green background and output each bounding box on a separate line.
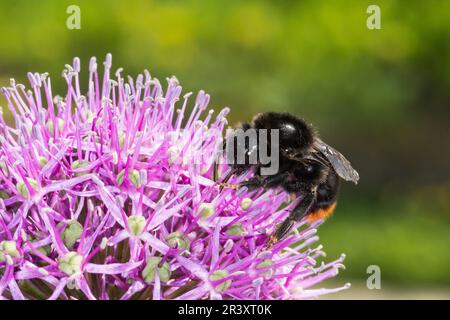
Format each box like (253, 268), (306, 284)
(1, 0), (449, 298)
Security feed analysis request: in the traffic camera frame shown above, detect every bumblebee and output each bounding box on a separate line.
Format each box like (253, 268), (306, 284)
(217, 112), (359, 246)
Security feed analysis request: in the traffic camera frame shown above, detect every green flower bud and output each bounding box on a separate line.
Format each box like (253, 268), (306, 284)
(61, 220), (83, 249)
(118, 132), (125, 148)
(127, 215), (146, 236)
(58, 252), (83, 276)
(71, 160), (90, 176)
(197, 203), (215, 220)
(0, 240), (20, 262)
(46, 118), (64, 134)
(210, 270), (232, 292)
(2, 241), (20, 257)
(0, 190), (9, 199)
(226, 223), (245, 236)
(0, 161), (8, 176)
(240, 198), (253, 210)
(16, 178), (39, 198)
(38, 156), (48, 168)
(71, 160), (90, 170)
(46, 120), (54, 133)
(37, 245), (51, 256)
(166, 232), (190, 250)
(117, 169), (141, 188)
(117, 169), (125, 186)
(142, 257), (171, 283)
(256, 259), (274, 277)
(128, 169), (141, 188)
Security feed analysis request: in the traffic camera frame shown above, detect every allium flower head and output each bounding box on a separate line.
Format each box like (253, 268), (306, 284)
(0, 54), (349, 300)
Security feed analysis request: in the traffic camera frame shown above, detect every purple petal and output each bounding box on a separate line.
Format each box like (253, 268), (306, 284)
(85, 261), (142, 275)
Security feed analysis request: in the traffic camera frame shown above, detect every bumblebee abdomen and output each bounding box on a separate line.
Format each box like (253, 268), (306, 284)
(307, 202), (337, 223)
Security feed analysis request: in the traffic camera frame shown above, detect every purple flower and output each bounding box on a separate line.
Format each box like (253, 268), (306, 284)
(0, 54), (349, 300)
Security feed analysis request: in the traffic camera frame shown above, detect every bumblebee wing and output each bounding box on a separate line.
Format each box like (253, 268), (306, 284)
(313, 138), (359, 184)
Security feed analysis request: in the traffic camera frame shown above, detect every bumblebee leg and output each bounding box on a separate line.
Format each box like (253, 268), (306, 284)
(219, 172), (289, 191)
(218, 182), (241, 190)
(260, 171), (290, 189)
(216, 167), (238, 191)
(213, 162), (219, 182)
(218, 176), (263, 190)
(268, 189), (316, 246)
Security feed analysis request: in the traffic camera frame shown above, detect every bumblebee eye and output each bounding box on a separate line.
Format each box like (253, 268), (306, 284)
(305, 165), (314, 173)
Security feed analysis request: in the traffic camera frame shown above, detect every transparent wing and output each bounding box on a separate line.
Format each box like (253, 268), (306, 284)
(313, 137), (359, 184)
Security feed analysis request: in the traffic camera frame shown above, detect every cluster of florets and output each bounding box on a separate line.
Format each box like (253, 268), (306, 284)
(0, 55), (349, 300)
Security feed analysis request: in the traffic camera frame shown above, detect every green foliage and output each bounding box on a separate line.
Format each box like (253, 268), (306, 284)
(320, 204), (450, 285)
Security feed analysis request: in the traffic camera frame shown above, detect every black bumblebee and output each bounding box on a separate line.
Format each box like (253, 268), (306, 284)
(217, 112), (359, 246)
